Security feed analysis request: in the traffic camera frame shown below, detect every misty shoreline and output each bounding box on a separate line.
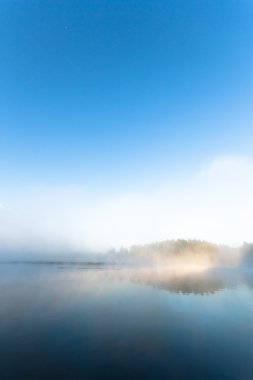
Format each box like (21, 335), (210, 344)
(1, 239), (252, 268)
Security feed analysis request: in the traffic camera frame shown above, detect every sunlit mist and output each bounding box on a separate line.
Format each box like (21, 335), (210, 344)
(0, 155), (252, 256)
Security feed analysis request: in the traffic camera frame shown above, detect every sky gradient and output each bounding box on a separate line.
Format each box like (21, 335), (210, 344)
(0, 0), (253, 252)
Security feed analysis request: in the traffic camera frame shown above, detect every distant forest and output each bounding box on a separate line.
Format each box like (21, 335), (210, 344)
(115, 239), (253, 266)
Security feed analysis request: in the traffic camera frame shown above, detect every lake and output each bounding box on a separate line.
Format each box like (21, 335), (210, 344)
(0, 263), (253, 380)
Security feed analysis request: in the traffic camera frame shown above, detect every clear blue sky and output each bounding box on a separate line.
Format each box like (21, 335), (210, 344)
(1, 0), (253, 251)
(1, 0), (253, 191)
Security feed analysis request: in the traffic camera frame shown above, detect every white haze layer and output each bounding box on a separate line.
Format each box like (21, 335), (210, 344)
(0, 154), (252, 255)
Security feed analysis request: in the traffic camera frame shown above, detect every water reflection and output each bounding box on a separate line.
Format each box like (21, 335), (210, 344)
(128, 266), (253, 295)
(3, 262), (253, 295)
(1, 263), (253, 380)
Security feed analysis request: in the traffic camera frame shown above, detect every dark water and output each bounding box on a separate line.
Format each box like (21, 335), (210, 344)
(1, 263), (253, 380)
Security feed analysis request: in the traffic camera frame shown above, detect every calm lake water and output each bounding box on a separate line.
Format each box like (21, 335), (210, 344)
(1, 263), (253, 380)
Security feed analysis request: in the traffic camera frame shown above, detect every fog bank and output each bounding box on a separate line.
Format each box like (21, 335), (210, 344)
(0, 155), (253, 257)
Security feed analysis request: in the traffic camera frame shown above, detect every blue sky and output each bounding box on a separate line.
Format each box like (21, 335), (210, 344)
(0, 0), (253, 250)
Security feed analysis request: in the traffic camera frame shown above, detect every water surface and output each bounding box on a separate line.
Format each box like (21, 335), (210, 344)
(1, 263), (253, 380)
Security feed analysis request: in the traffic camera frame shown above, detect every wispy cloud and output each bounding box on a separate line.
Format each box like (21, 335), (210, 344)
(0, 154), (252, 255)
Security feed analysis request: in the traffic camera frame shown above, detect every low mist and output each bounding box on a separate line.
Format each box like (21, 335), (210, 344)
(0, 155), (253, 260)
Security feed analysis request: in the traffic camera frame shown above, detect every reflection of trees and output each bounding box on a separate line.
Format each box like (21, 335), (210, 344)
(150, 275), (224, 295)
(130, 268), (253, 295)
(131, 270), (224, 295)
